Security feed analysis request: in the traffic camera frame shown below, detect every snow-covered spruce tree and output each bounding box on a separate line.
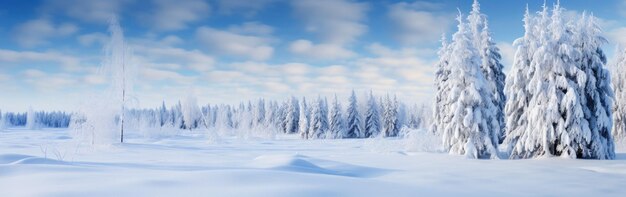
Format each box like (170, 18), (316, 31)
(308, 96), (329, 139)
(329, 95), (345, 139)
(182, 92), (200, 131)
(573, 13), (614, 159)
(158, 101), (169, 127)
(264, 101), (277, 129)
(397, 101), (407, 129)
(441, 13), (499, 159)
(255, 99), (266, 128)
(345, 90), (362, 138)
(364, 91), (381, 138)
(26, 106), (39, 130)
(613, 47), (626, 140)
(382, 94), (399, 137)
(0, 109), (5, 130)
(507, 4), (614, 159)
(503, 6), (536, 154)
(284, 97), (300, 134)
(468, 0), (506, 142)
(298, 97), (310, 139)
(277, 100), (288, 132)
(431, 34), (452, 135)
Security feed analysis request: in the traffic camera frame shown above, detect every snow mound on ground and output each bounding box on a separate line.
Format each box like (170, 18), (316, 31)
(403, 128), (443, 153)
(251, 154), (388, 177)
(0, 154), (69, 165)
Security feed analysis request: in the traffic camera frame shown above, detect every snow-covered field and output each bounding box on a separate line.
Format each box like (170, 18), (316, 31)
(1, 128), (626, 197)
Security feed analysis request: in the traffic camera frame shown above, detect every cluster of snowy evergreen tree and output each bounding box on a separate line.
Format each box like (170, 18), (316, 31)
(434, 1), (617, 159)
(103, 90), (429, 140)
(0, 109), (71, 129)
(504, 3), (615, 159)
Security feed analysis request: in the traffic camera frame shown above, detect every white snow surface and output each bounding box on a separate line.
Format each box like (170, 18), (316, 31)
(1, 128), (626, 197)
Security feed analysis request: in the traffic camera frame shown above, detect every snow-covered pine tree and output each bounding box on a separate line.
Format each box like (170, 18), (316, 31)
(382, 94), (399, 137)
(393, 96), (402, 133)
(308, 96), (329, 139)
(276, 100), (288, 132)
(182, 93), (200, 131)
(613, 47), (626, 140)
(468, 0), (506, 142)
(365, 91), (381, 138)
(285, 97), (300, 134)
(441, 13), (499, 159)
(328, 94), (345, 139)
(264, 101), (277, 129)
(255, 99), (266, 128)
(298, 97), (310, 138)
(573, 13), (614, 159)
(432, 34), (452, 135)
(26, 106), (39, 130)
(503, 6), (536, 153)
(0, 109), (5, 130)
(345, 90), (362, 138)
(159, 101), (169, 127)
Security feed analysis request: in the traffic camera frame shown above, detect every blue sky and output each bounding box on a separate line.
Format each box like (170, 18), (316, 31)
(1, 0), (625, 112)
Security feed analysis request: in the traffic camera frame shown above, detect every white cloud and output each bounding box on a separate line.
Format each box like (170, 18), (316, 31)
(142, 0), (210, 31)
(161, 35), (184, 46)
(196, 26), (274, 61)
(607, 27), (626, 47)
(289, 39), (356, 60)
(0, 49), (82, 71)
(617, 0), (626, 17)
(83, 74), (107, 85)
(78, 33), (108, 46)
(288, 0), (368, 60)
(228, 22), (274, 36)
(43, 0), (128, 23)
(497, 42), (515, 71)
(22, 69), (47, 78)
(133, 45), (215, 72)
(292, 0), (368, 44)
(216, 0), (277, 17)
(13, 18), (78, 47)
(0, 73), (11, 82)
(388, 1), (452, 45)
(367, 43), (436, 58)
(20, 69), (77, 91)
(141, 68), (195, 84)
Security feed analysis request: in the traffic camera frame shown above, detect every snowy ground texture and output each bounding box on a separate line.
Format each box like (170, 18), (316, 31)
(1, 128), (626, 197)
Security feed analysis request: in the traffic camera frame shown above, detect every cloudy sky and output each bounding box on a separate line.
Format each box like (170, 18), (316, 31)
(1, 0), (625, 112)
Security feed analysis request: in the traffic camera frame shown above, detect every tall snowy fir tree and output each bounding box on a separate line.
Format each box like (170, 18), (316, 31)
(505, 4), (615, 159)
(432, 34), (452, 135)
(468, 0), (506, 142)
(284, 97), (300, 134)
(365, 91), (381, 138)
(328, 95), (345, 139)
(298, 97), (310, 138)
(159, 101), (168, 127)
(503, 6), (536, 154)
(255, 99), (266, 128)
(441, 13), (499, 159)
(382, 94), (399, 137)
(182, 93), (200, 131)
(345, 90), (362, 138)
(574, 13), (614, 159)
(308, 97), (329, 139)
(0, 110), (4, 130)
(26, 107), (38, 130)
(613, 47), (626, 140)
